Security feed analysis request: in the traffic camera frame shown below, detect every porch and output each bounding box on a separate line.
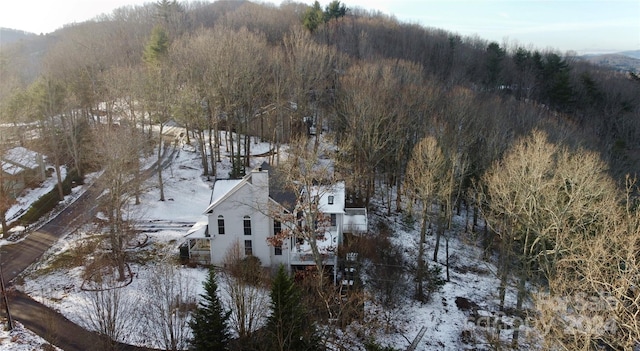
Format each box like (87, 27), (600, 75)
(180, 238), (211, 265)
(344, 208), (367, 234)
(180, 220), (212, 265)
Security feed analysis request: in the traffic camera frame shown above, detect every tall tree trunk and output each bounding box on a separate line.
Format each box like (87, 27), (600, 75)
(395, 167), (403, 213)
(416, 208), (429, 302)
(512, 271), (527, 347)
(0, 211), (9, 236)
(236, 128), (242, 173)
(498, 237), (509, 310)
(445, 237), (450, 282)
(109, 184), (126, 281)
(244, 126), (251, 168)
(229, 129), (235, 174)
(158, 123), (165, 201)
(54, 162), (64, 201)
(199, 130), (209, 177)
(433, 216), (443, 262)
(208, 128), (216, 178)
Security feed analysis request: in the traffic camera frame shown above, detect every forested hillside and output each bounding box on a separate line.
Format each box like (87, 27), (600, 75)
(1, 0), (640, 349)
(0, 28), (38, 46)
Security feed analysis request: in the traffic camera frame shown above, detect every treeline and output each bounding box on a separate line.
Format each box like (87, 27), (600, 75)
(1, 0), (638, 195)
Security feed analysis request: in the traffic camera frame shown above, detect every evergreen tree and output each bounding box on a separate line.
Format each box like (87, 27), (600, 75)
(190, 268), (231, 351)
(265, 265), (319, 351)
(324, 1), (347, 22)
(302, 1), (324, 33)
(485, 42), (505, 88)
(143, 25), (169, 67)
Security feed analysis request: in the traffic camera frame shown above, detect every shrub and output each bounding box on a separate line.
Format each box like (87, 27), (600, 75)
(364, 339), (399, 351)
(19, 169), (82, 226)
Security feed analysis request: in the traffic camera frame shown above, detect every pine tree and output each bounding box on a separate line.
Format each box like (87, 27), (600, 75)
(324, 1), (347, 22)
(143, 25), (169, 67)
(302, 1), (324, 33)
(190, 268), (231, 351)
(265, 265), (319, 351)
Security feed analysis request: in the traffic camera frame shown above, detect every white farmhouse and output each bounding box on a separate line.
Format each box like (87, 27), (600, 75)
(182, 163), (367, 280)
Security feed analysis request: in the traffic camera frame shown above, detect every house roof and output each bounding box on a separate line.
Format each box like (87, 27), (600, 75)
(184, 219), (208, 238)
(203, 163), (346, 215)
(204, 178), (245, 214)
(1, 146), (43, 175)
(1, 160), (22, 175)
(261, 162), (297, 212)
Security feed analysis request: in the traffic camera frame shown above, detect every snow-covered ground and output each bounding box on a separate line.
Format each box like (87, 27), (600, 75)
(6, 133), (276, 349)
(0, 321), (61, 351)
(4, 166), (66, 231)
(356, 208), (534, 350)
(3, 132), (533, 350)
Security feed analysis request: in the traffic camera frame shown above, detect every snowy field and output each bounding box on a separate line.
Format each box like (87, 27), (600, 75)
(2, 132), (533, 350)
(0, 321), (61, 351)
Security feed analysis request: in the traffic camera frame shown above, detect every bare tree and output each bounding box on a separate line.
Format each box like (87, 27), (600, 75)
(221, 240), (269, 340)
(142, 24), (175, 201)
(168, 31), (214, 177)
(482, 129), (620, 346)
(28, 77), (67, 201)
(267, 136), (338, 289)
(403, 136), (447, 302)
(82, 279), (140, 351)
(207, 25), (268, 174)
(143, 259), (196, 351)
(336, 59), (427, 207)
(283, 27), (339, 150)
(91, 124), (144, 281)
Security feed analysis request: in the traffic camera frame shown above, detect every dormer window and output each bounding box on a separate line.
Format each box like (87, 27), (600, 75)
(328, 195), (334, 205)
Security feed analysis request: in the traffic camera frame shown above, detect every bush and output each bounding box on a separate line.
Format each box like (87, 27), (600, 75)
(228, 255), (264, 285)
(19, 169), (82, 226)
(19, 189), (60, 225)
(364, 339), (399, 351)
(425, 265), (446, 294)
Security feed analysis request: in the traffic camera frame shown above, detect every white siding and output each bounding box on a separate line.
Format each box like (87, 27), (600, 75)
(207, 171), (274, 267)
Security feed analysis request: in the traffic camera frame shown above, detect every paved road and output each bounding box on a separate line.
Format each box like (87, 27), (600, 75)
(1, 183), (100, 282)
(10, 290), (152, 351)
(0, 146), (176, 351)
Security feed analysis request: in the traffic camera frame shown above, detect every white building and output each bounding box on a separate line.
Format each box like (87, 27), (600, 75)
(182, 163), (367, 279)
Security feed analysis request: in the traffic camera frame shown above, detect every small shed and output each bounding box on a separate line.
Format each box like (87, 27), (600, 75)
(1, 147), (46, 199)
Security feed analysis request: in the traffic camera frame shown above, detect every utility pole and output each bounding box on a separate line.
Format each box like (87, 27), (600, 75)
(0, 259), (13, 330)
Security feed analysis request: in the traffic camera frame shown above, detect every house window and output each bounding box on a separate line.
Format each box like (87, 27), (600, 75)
(273, 220), (282, 255)
(331, 213), (337, 226)
(217, 215), (225, 235)
(243, 216), (251, 235)
(244, 240), (253, 256)
(328, 195), (334, 205)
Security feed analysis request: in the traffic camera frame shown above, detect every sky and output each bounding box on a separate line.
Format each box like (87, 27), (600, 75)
(0, 0), (638, 54)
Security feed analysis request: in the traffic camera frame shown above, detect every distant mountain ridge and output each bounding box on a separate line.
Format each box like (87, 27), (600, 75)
(0, 27), (37, 46)
(580, 50), (640, 72)
(619, 50), (640, 60)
